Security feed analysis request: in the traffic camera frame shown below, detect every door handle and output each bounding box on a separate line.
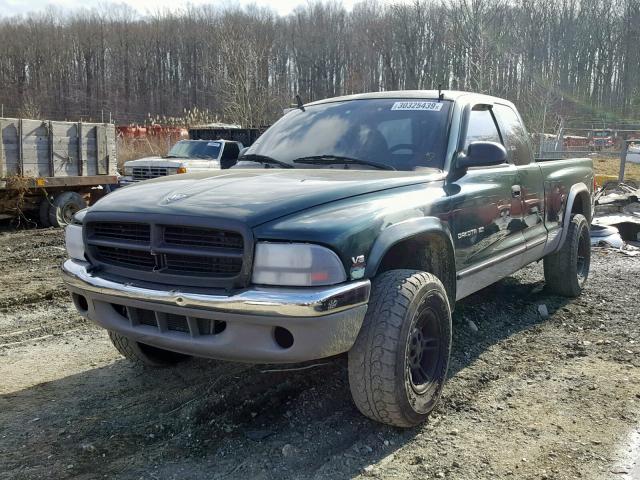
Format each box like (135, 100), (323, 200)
(511, 185), (522, 198)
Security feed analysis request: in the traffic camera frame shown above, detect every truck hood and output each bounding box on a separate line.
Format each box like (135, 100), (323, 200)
(90, 169), (444, 227)
(124, 157), (185, 168)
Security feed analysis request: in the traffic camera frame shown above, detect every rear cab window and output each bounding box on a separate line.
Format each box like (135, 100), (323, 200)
(493, 104), (533, 166)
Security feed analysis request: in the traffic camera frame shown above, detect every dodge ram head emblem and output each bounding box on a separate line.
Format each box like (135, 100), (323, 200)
(164, 193), (189, 204)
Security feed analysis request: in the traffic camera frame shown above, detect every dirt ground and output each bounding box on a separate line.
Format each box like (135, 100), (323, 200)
(1, 224), (639, 480)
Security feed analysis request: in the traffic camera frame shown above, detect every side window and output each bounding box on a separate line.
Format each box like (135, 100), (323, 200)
(493, 104), (533, 166)
(221, 142), (240, 160)
(464, 107), (502, 149)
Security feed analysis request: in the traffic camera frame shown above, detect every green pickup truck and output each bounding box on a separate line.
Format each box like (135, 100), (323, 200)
(62, 91), (593, 427)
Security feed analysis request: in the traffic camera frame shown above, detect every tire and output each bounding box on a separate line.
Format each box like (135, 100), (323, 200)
(48, 191), (87, 227)
(38, 197), (52, 227)
(348, 269), (452, 427)
(108, 331), (190, 367)
(544, 213), (590, 297)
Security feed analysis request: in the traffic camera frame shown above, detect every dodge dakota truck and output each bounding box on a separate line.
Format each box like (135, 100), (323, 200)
(62, 91), (593, 427)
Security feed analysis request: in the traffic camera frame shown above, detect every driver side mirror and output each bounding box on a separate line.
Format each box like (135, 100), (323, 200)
(456, 141), (507, 170)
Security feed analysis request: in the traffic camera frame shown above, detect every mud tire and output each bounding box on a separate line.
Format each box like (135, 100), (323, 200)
(348, 269), (451, 427)
(544, 213), (590, 297)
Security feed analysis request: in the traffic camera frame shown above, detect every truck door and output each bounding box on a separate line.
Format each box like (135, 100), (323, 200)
(449, 103), (526, 298)
(220, 142), (240, 169)
(493, 104), (546, 256)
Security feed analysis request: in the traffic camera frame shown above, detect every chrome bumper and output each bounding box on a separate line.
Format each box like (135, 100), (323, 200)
(61, 260), (370, 318)
(61, 260), (371, 363)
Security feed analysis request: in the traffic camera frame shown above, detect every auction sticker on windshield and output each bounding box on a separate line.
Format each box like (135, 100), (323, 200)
(391, 101), (443, 111)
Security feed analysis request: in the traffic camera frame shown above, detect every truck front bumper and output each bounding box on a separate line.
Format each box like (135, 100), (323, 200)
(61, 260), (370, 363)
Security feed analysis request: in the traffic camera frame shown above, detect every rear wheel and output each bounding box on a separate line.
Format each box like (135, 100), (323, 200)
(48, 191), (87, 227)
(348, 270), (452, 427)
(38, 196), (55, 227)
(108, 331), (190, 367)
(544, 213), (590, 297)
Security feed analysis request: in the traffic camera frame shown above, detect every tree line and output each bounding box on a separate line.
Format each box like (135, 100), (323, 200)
(0, 0), (638, 131)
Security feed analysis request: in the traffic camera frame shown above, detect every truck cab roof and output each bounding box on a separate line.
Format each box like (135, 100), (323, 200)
(307, 90), (514, 108)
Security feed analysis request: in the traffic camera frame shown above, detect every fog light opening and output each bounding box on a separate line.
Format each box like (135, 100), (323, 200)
(274, 326), (294, 349)
(213, 320), (227, 335)
(73, 293), (89, 313)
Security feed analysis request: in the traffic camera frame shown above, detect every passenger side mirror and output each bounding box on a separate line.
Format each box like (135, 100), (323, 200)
(456, 141), (507, 170)
(239, 147), (249, 157)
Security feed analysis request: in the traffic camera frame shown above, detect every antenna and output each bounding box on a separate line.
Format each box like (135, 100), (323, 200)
(438, 84), (444, 101)
(295, 94), (305, 112)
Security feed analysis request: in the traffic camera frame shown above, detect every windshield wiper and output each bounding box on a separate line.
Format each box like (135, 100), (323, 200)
(238, 154), (294, 169)
(293, 155), (396, 171)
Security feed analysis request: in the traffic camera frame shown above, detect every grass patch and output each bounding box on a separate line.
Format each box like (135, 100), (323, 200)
(592, 155), (640, 182)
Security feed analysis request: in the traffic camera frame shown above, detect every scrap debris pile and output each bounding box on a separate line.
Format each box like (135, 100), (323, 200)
(591, 181), (640, 256)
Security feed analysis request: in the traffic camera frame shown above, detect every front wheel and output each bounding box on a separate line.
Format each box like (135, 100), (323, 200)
(348, 270), (452, 427)
(544, 213), (590, 297)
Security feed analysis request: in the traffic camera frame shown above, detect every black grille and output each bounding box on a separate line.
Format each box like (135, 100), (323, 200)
(166, 313), (190, 333)
(111, 303), (226, 336)
(86, 220), (247, 287)
(165, 254), (242, 276)
(90, 222), (150, 243)
(94, 245), (155, 269)
(132, 167), (169, 181)
(164, 226), (243, 250)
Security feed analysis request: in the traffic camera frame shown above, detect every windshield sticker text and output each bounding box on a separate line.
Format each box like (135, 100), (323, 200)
(391, 101), (443, 112)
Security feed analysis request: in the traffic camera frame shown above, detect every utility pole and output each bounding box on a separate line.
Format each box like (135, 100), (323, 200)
(539, 102), (548, 157)
(619, 138), (628, 183)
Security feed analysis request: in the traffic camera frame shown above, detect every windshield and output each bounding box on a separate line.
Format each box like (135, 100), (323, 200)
(167, 141), (221, 159)
(245, 99), (452, 171)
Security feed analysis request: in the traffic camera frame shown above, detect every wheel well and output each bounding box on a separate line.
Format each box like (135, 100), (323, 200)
(377, 233), (456, 306)
(570, 190), (592, 223)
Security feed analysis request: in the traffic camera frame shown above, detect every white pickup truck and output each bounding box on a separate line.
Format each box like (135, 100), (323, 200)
(119, 139), (243, 185)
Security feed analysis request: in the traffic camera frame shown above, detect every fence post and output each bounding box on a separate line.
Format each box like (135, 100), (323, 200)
(618, 139), (628, 183)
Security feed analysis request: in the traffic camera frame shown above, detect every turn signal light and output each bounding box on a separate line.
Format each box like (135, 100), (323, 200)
(176, 166), (188, 174)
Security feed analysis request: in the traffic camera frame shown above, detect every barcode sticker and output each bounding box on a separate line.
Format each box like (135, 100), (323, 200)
(208, 142), (221, 147)
(391, 101), (443, 111)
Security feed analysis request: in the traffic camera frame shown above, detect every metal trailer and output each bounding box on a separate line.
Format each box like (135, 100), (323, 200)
(0, 117), (118, 227)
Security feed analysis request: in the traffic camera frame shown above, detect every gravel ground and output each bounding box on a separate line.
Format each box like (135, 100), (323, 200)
(0, 225), (639, 480)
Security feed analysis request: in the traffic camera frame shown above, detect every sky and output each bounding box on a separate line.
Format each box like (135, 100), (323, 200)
(0, 0), (369, 16)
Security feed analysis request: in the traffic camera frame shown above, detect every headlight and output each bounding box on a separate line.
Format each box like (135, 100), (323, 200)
(124, 165), (133, 175)
(252, 242), (347, 286)
(65, 224), (85, 261)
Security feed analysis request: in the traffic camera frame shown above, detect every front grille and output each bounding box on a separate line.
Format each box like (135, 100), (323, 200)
(164, 226), (243, 250)
(89, 222), (150, 243)
(85, 220), (247, 287)
(94, 245), (155, 269)
(165, 254), (242, 276)
(132, 167), (169, 181)
(111, 303), (226, 336)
